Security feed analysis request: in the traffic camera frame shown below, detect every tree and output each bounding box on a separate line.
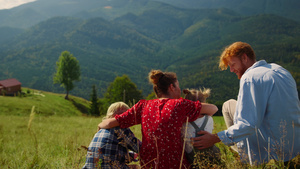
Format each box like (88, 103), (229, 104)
(101, 75), (143, 111)
(53, 51), (80, 100)
(146, 91), (156, 100)
(90, 84), (100, 116)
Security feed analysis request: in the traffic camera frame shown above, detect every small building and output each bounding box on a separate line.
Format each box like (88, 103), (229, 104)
(0, 78), (22, 96)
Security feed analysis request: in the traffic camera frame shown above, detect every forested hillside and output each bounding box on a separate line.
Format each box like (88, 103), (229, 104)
(1, 0), (299, 29)
(0, 1), (299, 105)
(0, 0), (150, 28)
(156, 0), (300, 22)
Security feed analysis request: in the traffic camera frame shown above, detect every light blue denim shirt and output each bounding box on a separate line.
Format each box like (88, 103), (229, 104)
(218, 60), (300, 165)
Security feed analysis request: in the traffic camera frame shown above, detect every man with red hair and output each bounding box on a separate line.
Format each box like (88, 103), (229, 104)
(193, 42), (300, 167)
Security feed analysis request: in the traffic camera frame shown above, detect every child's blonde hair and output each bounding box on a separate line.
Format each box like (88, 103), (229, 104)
(103, 102), (130, 120)
(183, 88), (211, 103)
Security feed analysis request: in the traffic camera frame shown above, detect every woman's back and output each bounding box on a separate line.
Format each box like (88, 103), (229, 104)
(116, 98), (202, 168)
(98, 70), (218, 168)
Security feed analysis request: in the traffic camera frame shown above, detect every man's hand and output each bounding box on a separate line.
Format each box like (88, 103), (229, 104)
(192, 131), (221, 150)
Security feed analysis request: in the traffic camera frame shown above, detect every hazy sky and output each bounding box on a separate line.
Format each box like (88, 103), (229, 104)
(0, 0), (36, 10)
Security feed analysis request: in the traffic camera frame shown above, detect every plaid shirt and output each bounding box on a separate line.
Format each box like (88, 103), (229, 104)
(82, 127), (140, 169)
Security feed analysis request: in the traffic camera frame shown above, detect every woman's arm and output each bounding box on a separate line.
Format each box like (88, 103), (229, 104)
(97, 117), (120, 131)
(200, 103), (218, 116)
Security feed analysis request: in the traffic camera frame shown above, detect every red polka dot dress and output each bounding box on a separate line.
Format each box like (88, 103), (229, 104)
(115, 98), (202, 169)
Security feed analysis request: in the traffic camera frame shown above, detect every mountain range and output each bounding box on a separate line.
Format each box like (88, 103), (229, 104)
(0, 0), (299, 104)
(1, 0), (299, 29)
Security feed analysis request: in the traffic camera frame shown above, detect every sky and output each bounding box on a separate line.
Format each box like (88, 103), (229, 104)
(0, 0), (36, 10)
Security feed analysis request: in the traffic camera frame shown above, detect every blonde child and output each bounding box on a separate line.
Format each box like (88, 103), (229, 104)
(83, 102), (141, 169)
(182, 88), (220, 166)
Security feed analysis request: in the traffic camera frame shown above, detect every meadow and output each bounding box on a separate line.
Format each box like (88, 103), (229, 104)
(0, 90), (299, 168)
(0, 114), (228, 169)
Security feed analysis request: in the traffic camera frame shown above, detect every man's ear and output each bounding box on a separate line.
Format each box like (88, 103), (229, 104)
(241, 54), (248, 64)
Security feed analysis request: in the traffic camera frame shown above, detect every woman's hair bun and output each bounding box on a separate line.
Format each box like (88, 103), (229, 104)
(149, 70), (164, 85)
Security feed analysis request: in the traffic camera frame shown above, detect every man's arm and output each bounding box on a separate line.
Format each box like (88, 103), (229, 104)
(192, 131), (221, 149)
(97, 117), (120, 131)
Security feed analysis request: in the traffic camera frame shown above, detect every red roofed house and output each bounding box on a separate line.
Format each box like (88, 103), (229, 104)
(0, 78), (22, 96)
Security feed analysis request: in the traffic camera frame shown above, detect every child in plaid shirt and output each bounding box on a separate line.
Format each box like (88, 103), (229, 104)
(82, 102), (141, 169)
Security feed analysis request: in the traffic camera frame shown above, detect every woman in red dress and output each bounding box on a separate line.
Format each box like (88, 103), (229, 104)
(98, 70), (218, 169)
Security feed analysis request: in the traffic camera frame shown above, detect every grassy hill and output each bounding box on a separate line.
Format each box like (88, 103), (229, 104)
(0, 88), (90, 116)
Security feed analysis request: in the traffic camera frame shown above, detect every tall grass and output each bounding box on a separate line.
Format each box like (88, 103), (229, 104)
(1, 114), (299, 168)
(0, 114), (224, 168)
(1, 115), (94, 168)
(0, 113), (143, 169)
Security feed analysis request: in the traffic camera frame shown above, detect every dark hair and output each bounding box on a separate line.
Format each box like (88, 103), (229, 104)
(148, 70), (177, 98)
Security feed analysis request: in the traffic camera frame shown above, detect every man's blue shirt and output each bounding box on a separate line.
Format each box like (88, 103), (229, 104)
(218, 60), (300, 164)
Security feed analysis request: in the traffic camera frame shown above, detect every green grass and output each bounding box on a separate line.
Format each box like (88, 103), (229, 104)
(0, 88), (90, 116)
(0, 114), (142, 168)
(1, 114), (299, 168)
(0, 90), (141, 168)
(0, 113), (226, 169)
(0, 114), (97, 168)
(0, 90), (298, 168)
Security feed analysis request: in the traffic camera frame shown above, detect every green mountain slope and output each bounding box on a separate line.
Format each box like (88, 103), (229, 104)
(156, 0), (300, 22)
(0, 5), (299, 104)
(0, 26), (24, 44)
(0, 0), (299, 29)
(162, 14), (300, 101)
(0, 16), (161, 98)
(0, 0), (150, 28)
(114, 8), (300, 100)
